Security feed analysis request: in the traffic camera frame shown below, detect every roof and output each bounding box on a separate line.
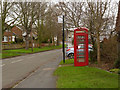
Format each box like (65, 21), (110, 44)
(3, 31), (13, 36)
(3, 26), (23, 38)
(11, 26), (22, 38)
(74, 27), (88, 32)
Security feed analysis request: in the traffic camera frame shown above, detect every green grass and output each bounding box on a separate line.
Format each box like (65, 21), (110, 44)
(2, 45), (62, 59)
(0, 53), (2, 59)
(60, 59), (74, 65)
(60, 58), (91, 65)
(54, 66), (118, 88)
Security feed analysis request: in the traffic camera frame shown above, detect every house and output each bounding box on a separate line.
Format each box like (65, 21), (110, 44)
(2, 25), (38, 44)
(22, 28), (38, 41)
(2, 30), (15, 43)
(11, 26), (22, 38)
(2, 26), (22, 43)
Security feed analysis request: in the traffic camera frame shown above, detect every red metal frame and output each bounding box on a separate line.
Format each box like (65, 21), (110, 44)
(74, 27), (88, 66)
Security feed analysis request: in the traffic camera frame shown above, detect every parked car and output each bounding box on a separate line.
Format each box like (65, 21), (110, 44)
(66, 44), (93, 59)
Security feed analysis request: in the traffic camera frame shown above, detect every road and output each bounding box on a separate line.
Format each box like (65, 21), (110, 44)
(2, 49), (62, 88)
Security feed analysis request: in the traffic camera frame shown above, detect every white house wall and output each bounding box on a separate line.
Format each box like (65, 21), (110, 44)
(12, 36), (15, 42)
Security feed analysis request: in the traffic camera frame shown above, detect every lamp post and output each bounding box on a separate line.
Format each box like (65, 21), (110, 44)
(58, 12), (65, 63)
(62, 14), (65, 63)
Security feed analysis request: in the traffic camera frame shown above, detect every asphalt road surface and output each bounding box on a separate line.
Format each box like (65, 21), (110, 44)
(2, 49), (62, 88)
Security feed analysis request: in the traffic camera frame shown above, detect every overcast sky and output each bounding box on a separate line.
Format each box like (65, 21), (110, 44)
(3, 0), (119, 27)
(2, 0), (119, 3)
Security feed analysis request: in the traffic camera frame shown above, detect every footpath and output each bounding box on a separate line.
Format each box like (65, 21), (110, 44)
(12, 55), (62, 88)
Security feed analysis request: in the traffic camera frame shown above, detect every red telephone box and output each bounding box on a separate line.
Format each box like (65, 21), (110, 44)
(74, 27), (88, 66)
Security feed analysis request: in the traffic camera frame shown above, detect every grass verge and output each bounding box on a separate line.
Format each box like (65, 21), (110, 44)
(59, 58), (92, 65)
(59, 59), (74, 65)
(54, 59), (118, 88)
(2, 45), (62, 59)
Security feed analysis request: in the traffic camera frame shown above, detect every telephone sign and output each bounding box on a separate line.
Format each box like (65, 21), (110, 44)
(74, 27), (88, 66)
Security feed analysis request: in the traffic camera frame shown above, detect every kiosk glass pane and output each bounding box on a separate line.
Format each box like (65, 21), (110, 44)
(76, 35), (85, 62)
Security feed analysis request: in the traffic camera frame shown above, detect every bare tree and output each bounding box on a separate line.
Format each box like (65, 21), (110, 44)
(85, 1), (111, 64)
(34, 2), (48, 47)
(11, 2), (38, 49)
(1, 2), (15, 36)
(45, 3), (62, 46)
(34, 2), (62, 46)
(56, 2), (85, 28)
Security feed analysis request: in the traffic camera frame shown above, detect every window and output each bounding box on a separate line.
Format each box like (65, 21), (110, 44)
(12, 36), (15, 42)
(9, 36), (11, 42)
(5, 30), (11, 32)
(4, 36), (8, 42)
(6, 30), (8, 32)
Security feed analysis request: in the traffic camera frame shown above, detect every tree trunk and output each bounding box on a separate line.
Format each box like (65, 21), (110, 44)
(38, 38), (41, 48)
(115, 1), (120, 68)
(31, 37), (33, 52)
(38, 30), (41, 48)
(117, 31), (120, 68)
(52, 37), (55, 46)
(57, 35), (60, 46)
(25, 36), (29, 50)
(97, 31), (101, 64)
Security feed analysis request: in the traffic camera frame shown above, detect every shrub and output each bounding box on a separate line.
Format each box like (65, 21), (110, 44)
(100, 36), (117, 63)
(15, 38), (24, 44)
(11, 41), (16, 44)
(118, 70), (120, 74)
(89, 47), (97, 62)
(109, 68), (120, 74)
(114, 59), (120, 68)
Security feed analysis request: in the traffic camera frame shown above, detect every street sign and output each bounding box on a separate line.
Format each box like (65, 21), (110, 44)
(58, 16), (63, 23)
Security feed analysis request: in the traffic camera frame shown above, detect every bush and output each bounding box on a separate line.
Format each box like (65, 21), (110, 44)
(100, 36), (117, 63)
(15, 38), (24, 44)
(118, 70), (120, 74)
(89, 49), (97, 62)
(11, 41), (16, 44)
(109, 68), (120, 74)
(114, 59), (120, 68)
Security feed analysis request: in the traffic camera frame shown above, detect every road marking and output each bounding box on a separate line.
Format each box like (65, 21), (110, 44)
(11, 59), (23, 64)
(0, 64), (5, 67)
